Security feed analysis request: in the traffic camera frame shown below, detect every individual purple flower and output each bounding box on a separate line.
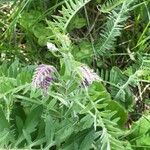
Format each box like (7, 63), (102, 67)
(32, 64), (56, 94)
(79, 65), (101, 86)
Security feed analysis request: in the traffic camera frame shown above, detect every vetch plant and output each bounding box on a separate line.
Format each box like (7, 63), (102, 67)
(0, 0), (150, 149)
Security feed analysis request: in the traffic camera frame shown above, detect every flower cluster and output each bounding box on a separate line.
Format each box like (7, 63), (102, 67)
(32, 64), (56, 94)
(32, 63), (100, 95)
(79, 65), (100, 86)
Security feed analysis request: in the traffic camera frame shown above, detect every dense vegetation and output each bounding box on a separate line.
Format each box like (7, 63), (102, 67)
(0, 0), (150, 149)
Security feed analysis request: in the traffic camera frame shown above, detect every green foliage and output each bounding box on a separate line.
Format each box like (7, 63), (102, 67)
(109, 67), (134, 109)
(0, 60), (130, 149)
(101, 0), (126, 13)
(96, 0), (135, 56)
(0, 0), (150, 149)
(106, 100), (128, 127)
(127, 116), (150, 150)
(72, 39), (93, 64)
(53, 0), (92, 32)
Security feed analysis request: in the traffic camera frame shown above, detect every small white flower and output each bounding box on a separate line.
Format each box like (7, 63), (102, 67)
(47, 42), (58, 52)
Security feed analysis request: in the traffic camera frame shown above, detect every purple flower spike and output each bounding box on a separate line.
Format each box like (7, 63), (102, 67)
(32, 64), (56, 94)
(79, 65), (101, 86)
